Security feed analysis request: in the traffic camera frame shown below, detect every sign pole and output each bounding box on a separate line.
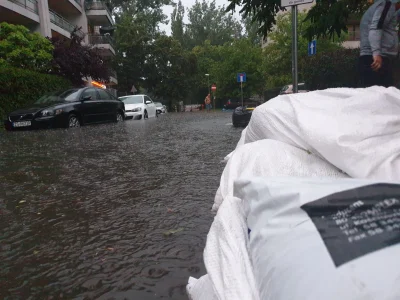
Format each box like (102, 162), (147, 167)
(291, 5), (298, 93)
(241, 80), (243, 108)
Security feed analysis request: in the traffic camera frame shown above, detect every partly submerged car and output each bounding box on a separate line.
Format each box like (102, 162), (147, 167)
(118, 95), (157, 120)
(4, 88), (125, 131)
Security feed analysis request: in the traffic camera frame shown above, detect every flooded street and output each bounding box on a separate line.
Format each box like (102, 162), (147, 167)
(0, 112), (239, 300)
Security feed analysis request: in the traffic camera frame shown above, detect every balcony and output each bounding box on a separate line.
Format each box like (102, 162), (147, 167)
(6, 0), (37, 13)
(85, 1), (113, 26)
(49, 9), (84, 38)
(47, 0), (83, 15)
(89, 34), (115, 56)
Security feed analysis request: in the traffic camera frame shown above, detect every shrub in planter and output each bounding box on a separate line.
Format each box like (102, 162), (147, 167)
(302, 48), (359, 91)
(0, 67), (71, 119)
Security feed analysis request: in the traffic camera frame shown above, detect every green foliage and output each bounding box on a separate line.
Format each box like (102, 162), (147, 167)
(0, 22), (53, 72)
(0, 67), (71, 118)
(262, 12), (344, 89)
(184, 0), (243, 49)
(302, 48), (359, 90)
(226, 0), (370, 40)
(144, 35), (197, 106)
(193, 39), (265, 100)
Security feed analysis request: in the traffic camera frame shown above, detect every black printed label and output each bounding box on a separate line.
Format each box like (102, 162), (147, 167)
(301, 183), (400, 267)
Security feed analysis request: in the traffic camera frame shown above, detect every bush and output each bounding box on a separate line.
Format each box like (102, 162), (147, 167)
(302, 48), (359, 91)
(0, 67), (71, 119)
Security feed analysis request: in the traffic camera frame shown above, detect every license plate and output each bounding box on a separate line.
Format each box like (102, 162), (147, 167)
(13, 121), (31, 128)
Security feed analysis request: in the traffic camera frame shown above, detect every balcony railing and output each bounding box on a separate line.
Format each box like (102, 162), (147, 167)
(85, 1), (112, 16)
(49, 9), (85, 38)
(7, 0), (38, 13)
(346, 30), (360, 42)
(49, 9), (75, 33)
(88, 34), (115, 47)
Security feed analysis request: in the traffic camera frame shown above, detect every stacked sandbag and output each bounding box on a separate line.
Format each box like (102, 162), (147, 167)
(245, 86), (400, 180)
(188, 87), (400, 300)
(213, 139), (347, 212)
(235, 177), (400, 300)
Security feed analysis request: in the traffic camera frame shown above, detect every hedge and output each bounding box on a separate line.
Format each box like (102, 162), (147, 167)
(302, 48), (359, 91)
(0, 67), (71, 119)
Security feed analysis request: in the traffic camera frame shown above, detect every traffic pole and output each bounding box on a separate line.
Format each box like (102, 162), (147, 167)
(241, 80), (243, 108)
(291, 5), (298, 93)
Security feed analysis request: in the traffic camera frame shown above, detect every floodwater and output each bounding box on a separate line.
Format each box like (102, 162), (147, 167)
(0, 112), (239, 300)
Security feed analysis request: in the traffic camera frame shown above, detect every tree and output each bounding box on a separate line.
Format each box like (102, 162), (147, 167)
(192, 39), (265, 101)
(184, 0), (243, 49)
(262, 12), (344, 89)
(242, 15), (262, 46)
(0, 22), (53, 72)
(144, 35), (197, 107)
(49, 29), (111, 86)
(171, 1), (185, 46)
(226, 0), (370, 40)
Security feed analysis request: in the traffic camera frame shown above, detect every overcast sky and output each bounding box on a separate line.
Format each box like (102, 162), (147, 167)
(159, 0), (242, 35)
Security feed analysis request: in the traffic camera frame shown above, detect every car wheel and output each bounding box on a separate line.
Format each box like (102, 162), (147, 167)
(144, 110), (148, 119)
(116, 111), (124, 123)
(68, 114), (80, 128)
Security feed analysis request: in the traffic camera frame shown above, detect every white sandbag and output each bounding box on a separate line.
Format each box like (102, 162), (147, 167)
(203, 196), (260, 300)
(213, 139), (347, 212)
(187, 275), (218, 300)
(245, 86), (400, 181)
(235, 177), (400, 300)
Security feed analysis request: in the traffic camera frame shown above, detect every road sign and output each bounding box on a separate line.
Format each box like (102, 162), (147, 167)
(211, 84), (217, 92)
(281, 0), (313, 7)
(237, 73), (246, 83)
(308, 40), (317, 56)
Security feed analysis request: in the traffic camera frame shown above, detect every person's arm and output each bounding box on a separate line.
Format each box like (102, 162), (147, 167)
(369, 1), (393, 70)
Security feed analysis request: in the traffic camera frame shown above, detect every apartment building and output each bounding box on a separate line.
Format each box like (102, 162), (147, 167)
(261, 3), (361, 49)
(0, 0), (117, 89)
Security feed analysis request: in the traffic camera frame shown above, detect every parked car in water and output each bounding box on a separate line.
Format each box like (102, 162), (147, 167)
(118, 95), (157, 120)
(279, 83), (309, 95)
(4, 88), (125, 131)
(155, 102), (165, 114)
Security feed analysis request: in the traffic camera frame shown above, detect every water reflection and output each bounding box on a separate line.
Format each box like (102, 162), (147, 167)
(0, 113), (239, 299)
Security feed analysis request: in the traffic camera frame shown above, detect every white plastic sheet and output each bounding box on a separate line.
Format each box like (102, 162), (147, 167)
(245, 87), (400, 181)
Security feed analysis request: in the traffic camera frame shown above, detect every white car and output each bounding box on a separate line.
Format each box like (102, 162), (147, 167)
(118, 94), (157, 120)
(155, 102), (165, 114)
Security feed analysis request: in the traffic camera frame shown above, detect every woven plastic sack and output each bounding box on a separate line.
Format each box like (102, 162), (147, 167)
(213, 139), (347, 212)
(236, 177), (400, 300)
(245, 87), (400, 181)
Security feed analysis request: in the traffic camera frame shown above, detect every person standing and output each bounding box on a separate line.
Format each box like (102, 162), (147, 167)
(359, 0), (400, 87)
(204, 94), (212, 112)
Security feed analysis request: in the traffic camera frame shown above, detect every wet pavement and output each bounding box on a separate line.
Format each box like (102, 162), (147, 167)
(0, 112), (239, 300)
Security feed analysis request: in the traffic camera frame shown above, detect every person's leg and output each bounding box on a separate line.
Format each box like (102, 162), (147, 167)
(380, 56), (394, 87)
(359, 55), (377, 87)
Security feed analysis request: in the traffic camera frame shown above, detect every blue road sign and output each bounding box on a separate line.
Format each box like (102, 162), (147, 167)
(308, 40), (317, 56)
(237, 72), (246, 83)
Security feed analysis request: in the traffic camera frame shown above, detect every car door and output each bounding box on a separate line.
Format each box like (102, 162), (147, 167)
(80, 88), (101, 124)
(145, 96), (156, 117)
(97, 89), (116, 121)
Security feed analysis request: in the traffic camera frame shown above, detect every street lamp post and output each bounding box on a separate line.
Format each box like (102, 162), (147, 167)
(205, 74), (210, 96)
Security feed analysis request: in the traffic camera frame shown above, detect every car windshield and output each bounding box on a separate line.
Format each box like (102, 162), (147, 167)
(155, 102), (162, 107)
(119, 96), (143, 104)
(34, 89), (81, 104)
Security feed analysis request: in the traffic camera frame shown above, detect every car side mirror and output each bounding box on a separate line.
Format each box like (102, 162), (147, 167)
(145, 100), (151, 104)
(82, 95), (92, 101)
